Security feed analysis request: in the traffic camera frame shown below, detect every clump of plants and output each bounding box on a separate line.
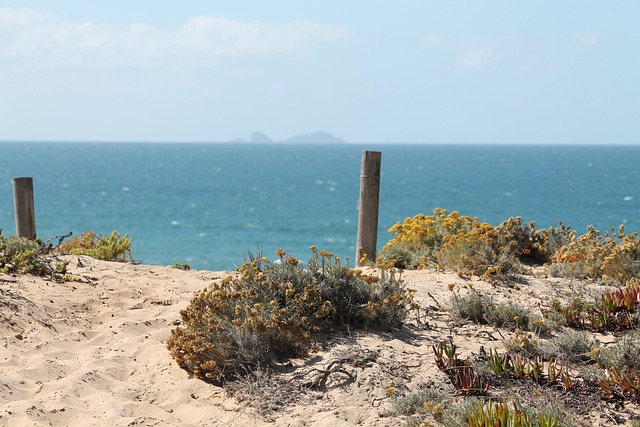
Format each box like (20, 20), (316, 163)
(58, 231), (133, 262)
(544, 329), (597, 364)
(381, 208), (640, 286)
(433, 340), (490, 396)
(0, 232), (85, 282)
(450, 288), (544, 333)
(554, 283), (640, 332)
(382, 208), (480, 269)
(549, 225), (640, 286)
(0, 233), (46, 275)
(172, 261), (191, 270)
(428, 341), (577, 426)
(467, 400), (559, 427)
(167, 248), (415, 384)
(381, 209), (563, 281)
(597, 330), (640, 372)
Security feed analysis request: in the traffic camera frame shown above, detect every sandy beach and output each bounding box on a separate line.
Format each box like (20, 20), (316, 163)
(1, 255), (636, 426)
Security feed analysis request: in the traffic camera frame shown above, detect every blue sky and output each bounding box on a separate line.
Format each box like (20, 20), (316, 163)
(0, 1), (638, 144)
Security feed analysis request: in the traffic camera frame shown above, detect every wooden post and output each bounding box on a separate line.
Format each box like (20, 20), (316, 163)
(356, 151), (381, 267)
(13, 177), (37, 239)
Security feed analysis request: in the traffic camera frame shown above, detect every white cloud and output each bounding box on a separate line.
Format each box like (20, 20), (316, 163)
(455, 47), (494, 70)
(0, 7), (349, 70)
(571, 32), (602, 47)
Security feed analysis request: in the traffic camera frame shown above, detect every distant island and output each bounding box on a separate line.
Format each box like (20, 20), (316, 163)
(229, 131), (346, 144)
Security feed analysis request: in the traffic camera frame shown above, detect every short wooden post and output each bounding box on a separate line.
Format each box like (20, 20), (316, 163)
(13, 177), (37, 239)
(356, 151), (381, 267)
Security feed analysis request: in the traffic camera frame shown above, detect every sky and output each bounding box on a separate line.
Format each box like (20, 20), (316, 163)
(0, 1), (638, 144)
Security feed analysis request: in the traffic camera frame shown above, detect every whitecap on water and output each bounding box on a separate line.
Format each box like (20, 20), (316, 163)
(624, 196), (633, 201)
(122, 187), (130, 192)
(171, 220), (180, 225)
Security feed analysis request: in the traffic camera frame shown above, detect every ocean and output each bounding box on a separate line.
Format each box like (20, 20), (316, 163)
(1, 143), (638, 270)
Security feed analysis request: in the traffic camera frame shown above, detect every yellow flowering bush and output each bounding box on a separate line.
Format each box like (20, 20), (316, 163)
(382, 208), (640, 286)
(167, 248), (414, 383)
(382, 208), (480, 269)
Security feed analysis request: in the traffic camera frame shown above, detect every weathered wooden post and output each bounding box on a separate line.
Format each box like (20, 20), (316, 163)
(356, 151), (381, 267)
(12, 177), (37, 239)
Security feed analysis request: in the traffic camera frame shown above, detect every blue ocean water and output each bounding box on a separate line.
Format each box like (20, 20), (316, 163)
(0, 143), (638, 270)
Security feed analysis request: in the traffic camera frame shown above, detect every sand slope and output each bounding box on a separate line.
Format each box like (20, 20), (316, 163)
(0, 256), (632, 426)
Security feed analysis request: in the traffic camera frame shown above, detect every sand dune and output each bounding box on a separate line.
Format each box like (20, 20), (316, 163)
(0, 256), (632, 426)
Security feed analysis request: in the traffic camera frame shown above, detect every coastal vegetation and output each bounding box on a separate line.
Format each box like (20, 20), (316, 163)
(0, 229), (132, 280)
(380, 208), (640, 287)
(167, 248), (414, 383)
(57, 231), (133, 262)
(0, 233), (48, 275)
(5, 207), (640, 425)
(377, 209), (640, 426)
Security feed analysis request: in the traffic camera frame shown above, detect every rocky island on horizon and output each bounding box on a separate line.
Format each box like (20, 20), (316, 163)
(229, 130), (346, 144)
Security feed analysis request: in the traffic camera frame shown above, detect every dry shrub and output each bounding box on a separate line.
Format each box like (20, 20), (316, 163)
(382, 208), (639, 287)
(167, 248), (414, 383)
(380, 209), (553, 280)
(549, 225), (640, 286)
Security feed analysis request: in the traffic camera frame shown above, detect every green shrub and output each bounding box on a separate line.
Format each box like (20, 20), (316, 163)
(58, 231), (133, 262)
(597, 330), (640, 371)
(173, 261), (191, 270)
(545, 329), (597, 364)
(450, 290), (540, 332)
(167, 248), (415, 383)
(467, 400), (561, 427)
(0, 233), (46, 275)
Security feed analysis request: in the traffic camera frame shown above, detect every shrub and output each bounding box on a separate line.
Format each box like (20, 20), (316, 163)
(380, 209), (570, 281)
(548, 225), (640, 286)
(467, 400), (560, 427)
(382, 208), (639, 287)
(555, 284), (640, 332)
(450, 289), (541, 332)
(381, 208), (480, 269)
(437, 223), (524, 281)
(597, 330), (640, 372)
(0, 233), (45, 275)
(167, 248), (415, 383)
(173, 261), (191, 270)
(494, 217), (553, 265)
(545, 329), (597, 364)
(58, 231), (133, 262)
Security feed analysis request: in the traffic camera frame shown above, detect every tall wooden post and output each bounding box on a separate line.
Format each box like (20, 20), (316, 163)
(13, 177), (37, 239)
(356, 151), (381, 267)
